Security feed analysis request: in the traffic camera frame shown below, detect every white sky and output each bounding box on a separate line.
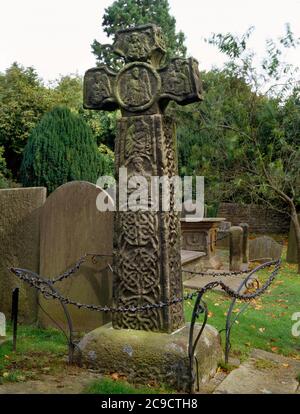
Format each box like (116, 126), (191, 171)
(0, 0), (300, 82)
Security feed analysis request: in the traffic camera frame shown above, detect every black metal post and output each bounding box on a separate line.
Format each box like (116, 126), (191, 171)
(12, 288), (19, 352)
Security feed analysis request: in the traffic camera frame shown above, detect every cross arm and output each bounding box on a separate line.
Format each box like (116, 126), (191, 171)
(83, 66), (119, 111)
(159, 58), (203, 107)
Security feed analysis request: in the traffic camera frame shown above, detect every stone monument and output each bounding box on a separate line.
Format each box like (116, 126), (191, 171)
(78, 24), (222, 391)
(0, 312), (6, 340)
(84, 24), (203, 333)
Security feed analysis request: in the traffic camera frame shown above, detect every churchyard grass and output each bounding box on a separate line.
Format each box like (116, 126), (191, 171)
(83, 378), (171, 394)
(185, 250), (300, 362)
(0, 324), (66, 384)
(1, 247), (299, 391)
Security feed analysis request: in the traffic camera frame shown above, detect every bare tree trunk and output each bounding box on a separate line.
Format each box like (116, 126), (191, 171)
(290, 204), (300, 274)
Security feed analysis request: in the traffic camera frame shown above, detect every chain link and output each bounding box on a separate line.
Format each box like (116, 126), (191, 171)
(10, 258), (281, 314)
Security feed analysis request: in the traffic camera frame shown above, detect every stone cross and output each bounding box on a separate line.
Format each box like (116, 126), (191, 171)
(84, 24), (203, 333)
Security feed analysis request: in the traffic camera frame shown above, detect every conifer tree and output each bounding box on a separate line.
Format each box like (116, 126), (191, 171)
(21, 106), (106, 193)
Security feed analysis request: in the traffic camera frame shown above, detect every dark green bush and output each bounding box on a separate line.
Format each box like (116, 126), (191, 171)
(21, 106), (109, 193)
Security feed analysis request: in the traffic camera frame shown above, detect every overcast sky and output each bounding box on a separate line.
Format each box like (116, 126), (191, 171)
(0, 0), (300, 82)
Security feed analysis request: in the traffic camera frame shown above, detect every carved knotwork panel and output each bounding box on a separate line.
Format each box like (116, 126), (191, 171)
(159, 117), (184, 330)
(113, 210), (162, 331)
(113, 115), (184, 332)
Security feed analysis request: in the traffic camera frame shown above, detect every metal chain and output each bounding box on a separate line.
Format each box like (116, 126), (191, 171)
(47, 234), (232, 284)
(10, 258), (281, 314)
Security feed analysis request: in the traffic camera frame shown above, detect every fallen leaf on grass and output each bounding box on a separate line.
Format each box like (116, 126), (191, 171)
(271, 347), (278, 352)
(282, 363), (289, 368)
(208, 311), (213, 318)
(258, 327), (266, 333)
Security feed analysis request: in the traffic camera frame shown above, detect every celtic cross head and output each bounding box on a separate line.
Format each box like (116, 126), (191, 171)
(84, 24), (203, 116)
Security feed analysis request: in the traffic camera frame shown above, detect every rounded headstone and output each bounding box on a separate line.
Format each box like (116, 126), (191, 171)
(38, 181), (114, 333)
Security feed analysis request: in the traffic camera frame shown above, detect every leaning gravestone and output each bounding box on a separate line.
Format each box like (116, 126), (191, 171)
(0, 187), (46, 323)
(39, 181), (113, 333)
(0, 312), (6, 339)
(78, 24), (223, 392)
(249, 236), (283, 262)
(287, 214), (300, 264)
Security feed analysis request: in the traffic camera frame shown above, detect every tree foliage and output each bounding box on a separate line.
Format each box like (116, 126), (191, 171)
(0, 63), (52, 176)
(91, 0), (186, 69)
(0, 146), (9, 188)
(20, 106), (107, 193)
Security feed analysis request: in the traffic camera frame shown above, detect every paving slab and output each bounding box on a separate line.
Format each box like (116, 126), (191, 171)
(214, 349), (300, 394)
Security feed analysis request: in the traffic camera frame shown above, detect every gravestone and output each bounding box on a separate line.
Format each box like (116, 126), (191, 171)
(249, 236), (283, 262)
(78, 25), (223, 391)
(39, 181), (113, 333)
(0, 313), (5, 339)
(240, 222), (249, 264)
(229, 226), (243, 271)
(216, 220), (231, 249)
(287, 214), (300, 264)
(0, 187), (46, 323)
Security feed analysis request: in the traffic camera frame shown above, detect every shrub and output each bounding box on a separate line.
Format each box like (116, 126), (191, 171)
(21, 106), (108, 193)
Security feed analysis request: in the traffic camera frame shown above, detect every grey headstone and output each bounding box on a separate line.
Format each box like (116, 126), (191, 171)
(249, 236), (283, 262)
(0, 187), (46, 323)
(229, 226), (243, 271)
(217, 221), (231, 249)
(38, 181), (113, 333)
(239, 223), (249, 264)
(0, 312), (6, 338)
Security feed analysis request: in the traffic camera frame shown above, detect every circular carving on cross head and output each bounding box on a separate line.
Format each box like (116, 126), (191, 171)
(115, 62), (161, 112)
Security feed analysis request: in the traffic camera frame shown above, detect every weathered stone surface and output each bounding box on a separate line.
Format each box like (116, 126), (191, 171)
(84, 24), (203, 333)
(216, 221), (231, 250)
(77, 323), (223, 392)
(113, 115), (184, 333)
(0, 187), (46, 323)
(249, 236), (283, 262)
(287, 214), (300, 264)
(214, 349), (300, 394)
(39, 181), (113, 333)
(0, 312), (5, 338)
(239, 222), (249, 264)
(181, 218), (225, 270)
(229, 226), (243, 271)
(181, 250), (206, 281)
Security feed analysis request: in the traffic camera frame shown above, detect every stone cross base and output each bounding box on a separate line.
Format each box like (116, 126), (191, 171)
(76, 322), (223, 392)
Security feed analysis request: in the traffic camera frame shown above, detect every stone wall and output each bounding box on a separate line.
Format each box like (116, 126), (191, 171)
(218, 203), (289, 234)
(0, 187), (46, 322)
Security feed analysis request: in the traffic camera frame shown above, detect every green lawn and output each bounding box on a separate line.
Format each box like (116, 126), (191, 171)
(184, 252), (300, 362)
(0, 324), (66, 384)
(83, 378), (170, 394)
(1, 249), (299, 392)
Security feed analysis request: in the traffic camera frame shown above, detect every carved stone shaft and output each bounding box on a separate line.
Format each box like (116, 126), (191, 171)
(113, 115), (184, 333)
